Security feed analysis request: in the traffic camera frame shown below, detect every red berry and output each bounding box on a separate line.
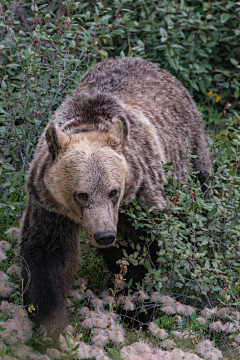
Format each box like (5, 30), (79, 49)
(32, 20), (35, 24)
(71, 2), (74, 5)
(63, 21), (65, 24)
(188, 187), (191, 190)
(54, 50), (57, 52)
(7, 92), (10, 95)
(56, 27), (59, 30)
(5, 22), (9, 25)
(67, 27), (69, 30)
(98, 46), (101, 50)
(114, 14), (117, 17)
(222, 211), (225, 214)
(227, 214), (230, 217)
(38, 21), (40, 24)
(109, 29), (112, 33)
(62, 31), (64, 33)
(48, 79), (51, 82)
(118, 16), (120, 19)
(221, 273), (223, 275)
(228, 196), (230, 199)
(213, 240), (216, 242)
(54, 41), (57, 44)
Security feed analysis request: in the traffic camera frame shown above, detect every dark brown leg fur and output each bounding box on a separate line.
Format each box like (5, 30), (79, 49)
(19, 199), (80, 345)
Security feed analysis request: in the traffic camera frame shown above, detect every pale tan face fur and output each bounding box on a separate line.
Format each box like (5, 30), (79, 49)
(45, 118), (129, 247)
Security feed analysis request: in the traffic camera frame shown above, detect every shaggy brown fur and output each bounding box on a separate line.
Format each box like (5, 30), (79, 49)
(18, 58), (211, 340)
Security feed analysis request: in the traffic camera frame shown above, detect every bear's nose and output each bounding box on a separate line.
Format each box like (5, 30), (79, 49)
(94, 231), (116, 246)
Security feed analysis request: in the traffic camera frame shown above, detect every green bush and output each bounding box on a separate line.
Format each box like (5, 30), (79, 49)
(119, 138), (240, 309)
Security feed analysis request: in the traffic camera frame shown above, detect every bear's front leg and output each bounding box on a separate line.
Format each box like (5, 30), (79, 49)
(19, 199), (80, 343)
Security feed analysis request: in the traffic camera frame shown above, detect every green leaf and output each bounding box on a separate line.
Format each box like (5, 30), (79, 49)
(230, 217), (238, 229)
(208, 207), (218, 217)
(44, 13), (51, 23)
(85, 11), (90, 21)
(65, 334), (72, 350)
(220, 13), (230, 23)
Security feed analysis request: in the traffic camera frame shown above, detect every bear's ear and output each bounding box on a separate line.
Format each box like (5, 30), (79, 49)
(46, 123), (70, 159)
(107, 116), (128, 151)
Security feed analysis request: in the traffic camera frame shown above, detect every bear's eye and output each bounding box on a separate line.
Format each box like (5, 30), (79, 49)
(77, 193), (88, 201)
(109, 189), (118, 198)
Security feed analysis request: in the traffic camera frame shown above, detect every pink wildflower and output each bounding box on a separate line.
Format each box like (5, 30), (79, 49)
(96, 355), (112, 360)
(149, 322), (168, 340)
(132, 340), (152, 354)
(159, 295), (176, 306)
(123, 301), (135, 311)
(80, 307), (90, 317)
(196, 340), (215, 356)
(161, 339), (175, 349)
(175, 302), (186, 314)
(85, 289), (96, 299)
(58, 334), (68, 351)
(185, 354), (199, 360)
(183, 305), (196, 316)
(108, 311), (119, 321)
(91, 298), (104, 309)
(6, 265), (21, 277)
(0, 282), (13, 297)
(150, 291), (161, 302)
(161, 305), (176, 314)
(91, 334), (108, 347)
(201, 308), (216, 318)
(171, 348), (186, 359)
(0, 241), (11, 251)
(205, 348), (222, 360)
(0, 271), (8, 282)
(12, 344), (33, 358)
(0, 300), (12, 313)
(82, 317), (93, 329)
(75, 277), (87, 287)
(134, 290), (149, 301)
(5, 227), (19, 240)
(64, 325), (75, 335)
(209, 321), (224, 332)
(0, 249), (7, 262)
(109, 327), (125, 343)
(90, 345), (105, 357)
(196, 317), (207, 324)
(70, 290), (84, 301)
(75, 341), (91, 359)
(46, 348), (62, 359)
(215, 307), (230, 318)
(171, 330), (183, 339)
(102, 296), (115, 305)
(223, 322), (236, 333)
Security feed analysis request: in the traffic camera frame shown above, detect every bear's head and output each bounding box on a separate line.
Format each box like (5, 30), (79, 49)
(44, 117), (129, 248)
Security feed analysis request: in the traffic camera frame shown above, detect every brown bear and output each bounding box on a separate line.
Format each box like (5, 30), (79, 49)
(18, 57), (211, 340)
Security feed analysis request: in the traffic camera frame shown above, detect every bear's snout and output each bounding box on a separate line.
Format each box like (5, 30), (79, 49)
(94, 231), (116, 246)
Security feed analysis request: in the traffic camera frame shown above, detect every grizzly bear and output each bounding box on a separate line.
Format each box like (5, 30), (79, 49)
(18, 58), (211, 339)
